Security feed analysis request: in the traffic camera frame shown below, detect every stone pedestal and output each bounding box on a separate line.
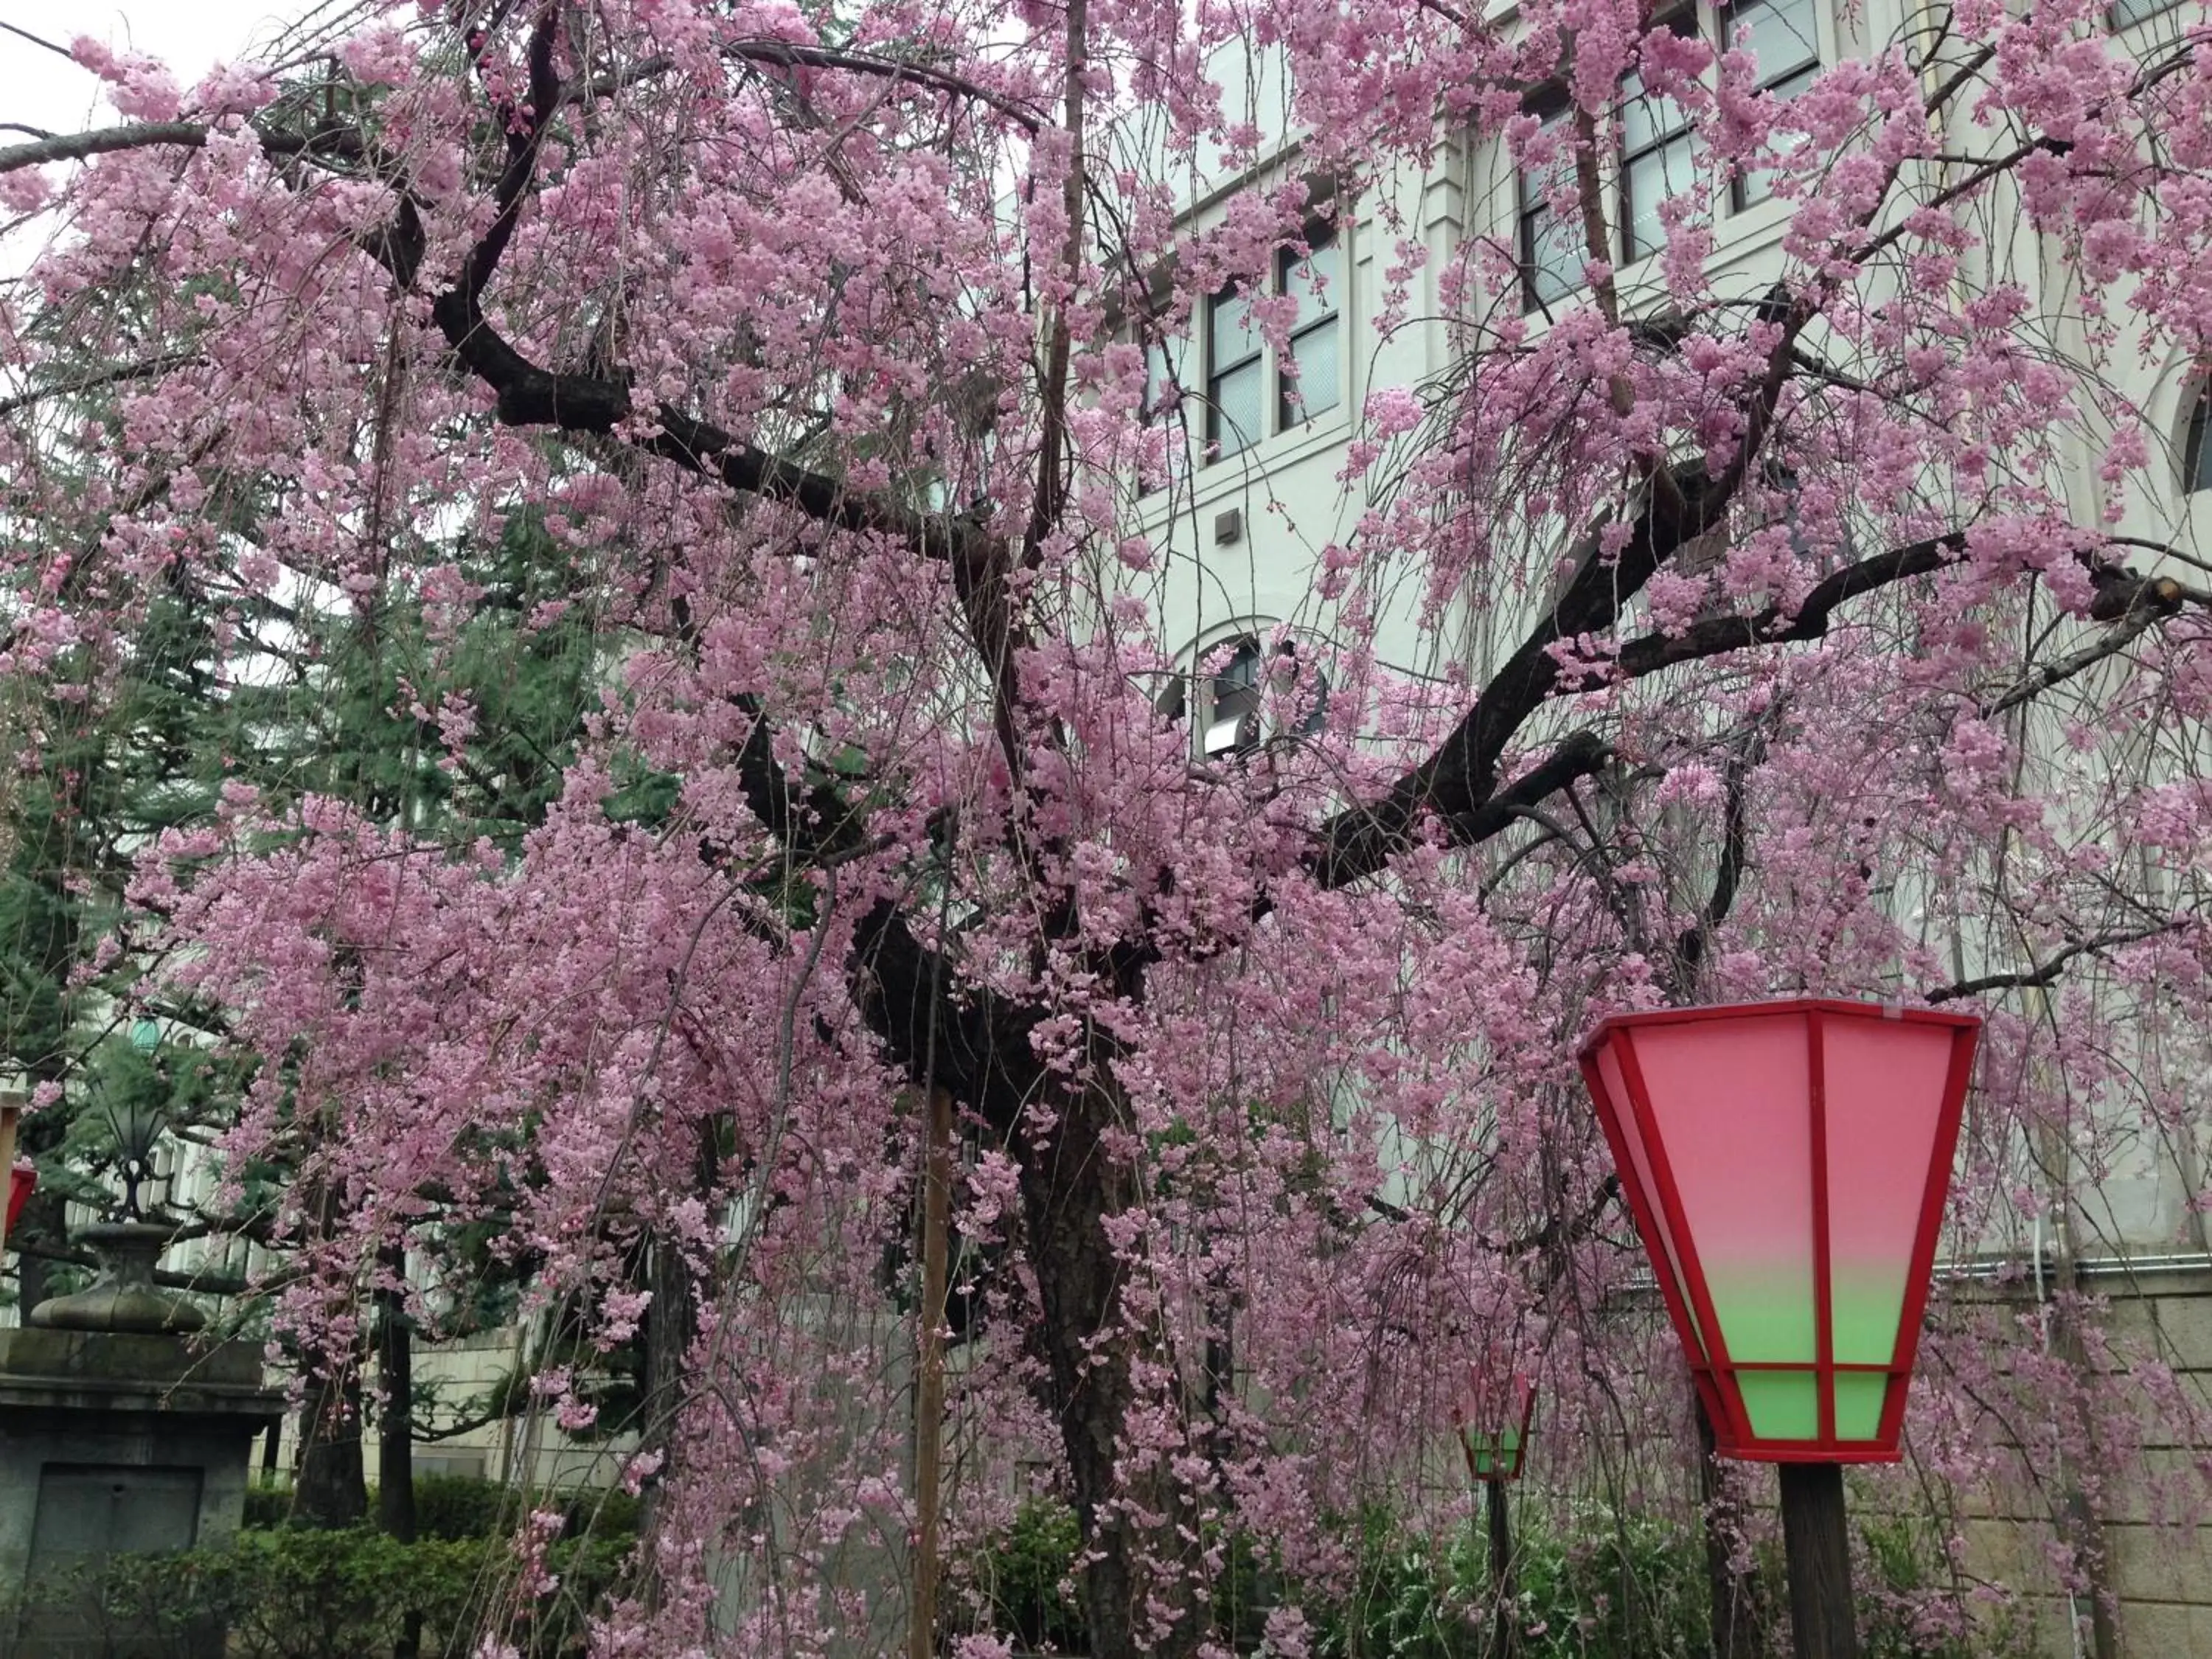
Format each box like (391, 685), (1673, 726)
(0, 1224), (281, 1658)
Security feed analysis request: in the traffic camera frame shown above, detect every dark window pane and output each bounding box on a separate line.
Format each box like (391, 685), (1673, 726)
(2187, 389), (2212, 495)
(1281, 319), (1340, 425)
(2108, 0), (2184, 26)
(1736, 65), (1819, 204)
(1520, 104), (1582, 309)
(1204, 640), (1265, 757)
(1620, 72), (1691, 153)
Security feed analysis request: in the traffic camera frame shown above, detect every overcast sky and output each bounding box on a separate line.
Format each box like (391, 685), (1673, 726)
(2, 1), (300, 139)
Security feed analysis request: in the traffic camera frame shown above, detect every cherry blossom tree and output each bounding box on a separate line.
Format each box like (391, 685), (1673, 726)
(4, 0), (2211, 1654)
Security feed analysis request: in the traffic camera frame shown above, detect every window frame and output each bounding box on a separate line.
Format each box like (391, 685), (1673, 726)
(2107, 0), (2186, 29)
(1723, 0), (1823, 209)
(1202, 214), (1346, 464)
(2183, 382), (2212, 497)
(1205, 288), (1266, 461)
(1189, 633), (1330, 760)
(1517, 91), (1583, 313)
(1200, 637), (1267, 759)
(1276, 226), (1343, 430)
(1616, 11), (1703, 265)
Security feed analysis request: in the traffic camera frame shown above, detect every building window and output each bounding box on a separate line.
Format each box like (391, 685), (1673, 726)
(2185, 384), (2212, 495)
(1206, 223), (1343, 459)
(1196, 636), (1329, 759)
(1202, 638), (1266, 757)
(1725, 0), (1821, 206)
(1619, 15), (1703, 262)
(1141, 336), (1182, 425)
(1518, 96), (1583, 312)
(1206, 293), (1265, 459)
(1136, 332), (1190, 495)
(2107, 0), (2185, 28)
(1278, 229), (1342, 428)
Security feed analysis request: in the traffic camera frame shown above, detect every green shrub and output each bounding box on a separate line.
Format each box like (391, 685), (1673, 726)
(967, 1498), (1088, 1654)
(1511, 1508), (1717, 1658)
(243, 1482), (292, 1530)
(414, 1470), (515, 1540)
(6, 1520), (637, 1659)
(959, 1499), (1722, 1658)
(11, 1529), (480, 1659)
(411, 1472), (642, 1543)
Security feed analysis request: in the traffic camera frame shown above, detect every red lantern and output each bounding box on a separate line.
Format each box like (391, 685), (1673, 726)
(1578, 999), (1979, 1463)
(1453, 1366), (1537, 1484)
(5, 1161), (32, 1239)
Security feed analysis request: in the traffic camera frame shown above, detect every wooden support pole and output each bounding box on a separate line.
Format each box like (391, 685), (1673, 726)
(1484, 1477), (1520, 1659)
(910, 1085), (953, 1659)
(1778, 1462), (1860, 1659)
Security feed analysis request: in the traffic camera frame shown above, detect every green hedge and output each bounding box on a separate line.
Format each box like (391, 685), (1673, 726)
(239, 1473), (642, 1543)
(10, 1521), (636, 1659)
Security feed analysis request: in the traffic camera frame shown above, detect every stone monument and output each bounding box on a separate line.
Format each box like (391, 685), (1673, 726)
(0, 1220), (282, 1658)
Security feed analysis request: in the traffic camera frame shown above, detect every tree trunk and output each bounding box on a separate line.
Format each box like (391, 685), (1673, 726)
(1015, 1074), (1200, 1659)
(377, 1242), (420, 1659)
(288, 1173), (367, 1529)
(910, 1086), (953, 1659)
(292, 1363), (369, 1527)
(1696, 1399), (1766, 1659)
(635, 1121), (717, 1607)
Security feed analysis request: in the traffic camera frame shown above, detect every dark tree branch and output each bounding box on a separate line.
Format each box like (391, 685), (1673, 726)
(0, 114), (376, 177)
(1674, 722), (1769, 982)
(1612, 533), (1967, 680)
(0, 120), (211, 173)
(460, 5), (564, 304)
(1981, 608), (2161, 718)
(1924, 922), (2188, 1005)
(1312, 473), (1720, 888)
(588, 41), (1046, 131)
(846, 900), (1044, 1138)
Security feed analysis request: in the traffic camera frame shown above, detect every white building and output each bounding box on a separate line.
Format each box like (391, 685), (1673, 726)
(1121, 2), (2212, 1648)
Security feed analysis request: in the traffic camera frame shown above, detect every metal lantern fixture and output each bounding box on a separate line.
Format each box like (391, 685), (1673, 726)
(1577, 998), (1980, 1463)
(1453, 1366), (1537, 1484)
(101, 1019), (169, 1222)
(1453, 1363), (1539, 1659)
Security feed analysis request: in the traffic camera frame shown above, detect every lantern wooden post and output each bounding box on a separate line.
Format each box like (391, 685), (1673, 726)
(1455, 1369), (1535, 1659)
(910, 1085), (953, 1659)
(1779, 1463), (1857, 1659)
(1484, 1477), (1517, 1659)
(1578, 1000), (1980, 1659)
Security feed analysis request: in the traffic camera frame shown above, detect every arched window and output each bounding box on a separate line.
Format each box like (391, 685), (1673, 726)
(2185, 383), (2212, 496)
(1173, 634), (1331, 759)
